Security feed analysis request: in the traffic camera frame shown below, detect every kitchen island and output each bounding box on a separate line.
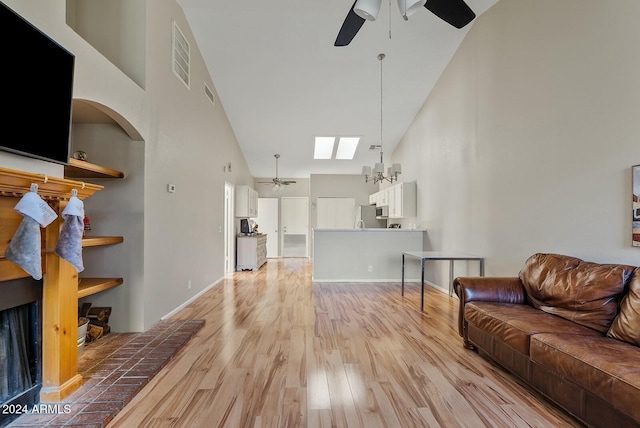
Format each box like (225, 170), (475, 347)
(313, 228), (425, 281)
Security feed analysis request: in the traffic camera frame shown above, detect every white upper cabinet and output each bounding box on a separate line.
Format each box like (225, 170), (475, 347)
(369, 181), (416, 218)
(236, 185), (259, 217)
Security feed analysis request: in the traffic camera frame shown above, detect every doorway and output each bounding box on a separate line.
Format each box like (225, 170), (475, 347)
(224, 182), (234, 273)
(281, 197), (309, 257)
(256, 198), (279, 257)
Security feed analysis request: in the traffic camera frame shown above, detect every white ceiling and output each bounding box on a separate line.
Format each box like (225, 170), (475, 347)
(176, 0), (498, 179)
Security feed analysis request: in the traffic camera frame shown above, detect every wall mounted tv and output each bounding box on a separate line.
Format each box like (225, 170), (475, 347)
(0, 1), (74, 165)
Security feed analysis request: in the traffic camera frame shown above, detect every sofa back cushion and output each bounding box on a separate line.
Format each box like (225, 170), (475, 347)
(519, 253), (635, 333)
(608, 269), (640, 345)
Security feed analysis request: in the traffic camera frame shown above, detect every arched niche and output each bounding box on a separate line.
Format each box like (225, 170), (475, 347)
(72, 99), (144, 141)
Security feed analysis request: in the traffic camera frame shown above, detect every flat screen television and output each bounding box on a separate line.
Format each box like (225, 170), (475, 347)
(0, 1), (74, 165)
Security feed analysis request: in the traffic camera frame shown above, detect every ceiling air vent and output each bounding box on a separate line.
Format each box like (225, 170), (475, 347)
(204, 83), (215, 106)
(172, 21), (190, 88)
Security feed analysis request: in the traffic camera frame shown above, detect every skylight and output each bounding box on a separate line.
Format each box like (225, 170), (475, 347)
(314, 137), (335, 159)
(314, 136), (360, 160)
(336, 137), (360, 160)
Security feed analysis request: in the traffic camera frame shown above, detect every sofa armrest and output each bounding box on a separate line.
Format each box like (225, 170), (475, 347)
(454, 277), (526, 304)
(453, 277), (526, 348)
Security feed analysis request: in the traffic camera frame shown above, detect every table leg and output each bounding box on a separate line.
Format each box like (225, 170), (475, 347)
(480, 259), (485, 276)
(420, 258), (425, 311)
(401, 253), (405, 296)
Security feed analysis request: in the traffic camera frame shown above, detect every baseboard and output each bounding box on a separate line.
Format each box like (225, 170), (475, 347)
(161, 276), (224, 320)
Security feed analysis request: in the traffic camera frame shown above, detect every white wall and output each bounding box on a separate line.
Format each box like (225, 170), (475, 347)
(142, 2), (253, 329)
(392, 0), (640, 285)
(66, 0), (146, 88)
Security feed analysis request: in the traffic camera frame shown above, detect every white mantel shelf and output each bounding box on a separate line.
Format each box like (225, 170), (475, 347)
(312, 229), (425, 282)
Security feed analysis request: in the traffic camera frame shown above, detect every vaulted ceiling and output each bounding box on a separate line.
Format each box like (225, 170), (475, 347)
(177, 0), (499, 179)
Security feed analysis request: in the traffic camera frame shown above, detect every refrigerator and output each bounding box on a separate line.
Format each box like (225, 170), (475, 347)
(355, 205), (386, 228)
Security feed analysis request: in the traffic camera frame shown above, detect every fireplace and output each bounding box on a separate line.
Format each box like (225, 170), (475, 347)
(0, 277), (42, 428)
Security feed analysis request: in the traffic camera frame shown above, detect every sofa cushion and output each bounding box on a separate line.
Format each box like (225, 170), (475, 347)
(531, 333), (640, 422)
(465, 302), (601, 355)
(608, 269), (640, 345)
(519, 253), (635, 333)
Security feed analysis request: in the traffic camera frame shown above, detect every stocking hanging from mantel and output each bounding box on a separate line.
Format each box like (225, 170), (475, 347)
(5, 185), (57, 280)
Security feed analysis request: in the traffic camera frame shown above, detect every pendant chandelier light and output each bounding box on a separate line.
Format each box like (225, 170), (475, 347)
(362, 53), (401, 184)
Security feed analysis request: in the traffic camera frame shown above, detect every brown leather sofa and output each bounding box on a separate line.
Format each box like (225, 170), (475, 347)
(454, 253), (640, 427)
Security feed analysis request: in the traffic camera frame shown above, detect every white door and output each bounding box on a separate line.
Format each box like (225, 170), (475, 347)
(224, 182), (235, 273)
(317, 197), (356, 228)
(281, 197), (308, 257)
(256, 198), (279, 257)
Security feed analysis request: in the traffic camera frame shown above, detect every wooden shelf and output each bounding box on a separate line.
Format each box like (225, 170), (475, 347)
(78, 277), (124, 298)
(82, 236), (124, 247)
(64, 158), (125, 179)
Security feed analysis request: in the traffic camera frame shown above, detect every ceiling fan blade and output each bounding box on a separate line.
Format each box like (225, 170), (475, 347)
(424, 0), (475, 29)
(282, 180), (297, 185)
(334, 2), (366, 46)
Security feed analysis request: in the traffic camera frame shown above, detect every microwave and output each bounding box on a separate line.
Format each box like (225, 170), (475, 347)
(375, 205), (389, 218)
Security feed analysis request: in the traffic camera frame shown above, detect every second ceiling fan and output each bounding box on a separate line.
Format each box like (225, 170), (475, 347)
(335, 0), (476, 46)
(258, 154), (296, 191)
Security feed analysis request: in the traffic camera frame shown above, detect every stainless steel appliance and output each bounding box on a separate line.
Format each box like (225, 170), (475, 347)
(356, 205), (386, 228)
(375, 205), (389, 219)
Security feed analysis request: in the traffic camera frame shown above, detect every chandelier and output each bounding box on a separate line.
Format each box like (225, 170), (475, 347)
(362, 53), (401, 184)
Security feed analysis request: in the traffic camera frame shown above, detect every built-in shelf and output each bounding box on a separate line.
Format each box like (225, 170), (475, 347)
(82, 236), (124, 247)
(64, 158), (125, 179)
(78, 277), (124, 298)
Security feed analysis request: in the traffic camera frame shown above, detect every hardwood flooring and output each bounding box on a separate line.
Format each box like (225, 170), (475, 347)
(108, 258), (582, 427)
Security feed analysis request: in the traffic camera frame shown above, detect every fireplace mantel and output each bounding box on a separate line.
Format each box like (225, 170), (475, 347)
(0, 166), (102, 401)
(0, 166), (102, 200)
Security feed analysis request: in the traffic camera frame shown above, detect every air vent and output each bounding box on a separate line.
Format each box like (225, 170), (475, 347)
(172, 21), (190, 88)
(204, 83), (215, 106)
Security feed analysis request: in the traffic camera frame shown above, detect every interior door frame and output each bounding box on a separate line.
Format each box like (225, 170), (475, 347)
(257, 197), (279, 258)
(280, 196), (309, 258)
(224, 182), (235, 273)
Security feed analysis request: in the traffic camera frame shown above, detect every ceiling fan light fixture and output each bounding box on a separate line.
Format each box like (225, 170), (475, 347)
(354, 0), (382, 21)
(397, 0), (426, 20)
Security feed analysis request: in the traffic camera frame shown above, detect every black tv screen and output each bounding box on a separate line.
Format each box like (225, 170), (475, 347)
(0, 1), (74, 165)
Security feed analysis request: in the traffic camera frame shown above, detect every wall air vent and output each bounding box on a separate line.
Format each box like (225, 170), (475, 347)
(172, 21), (190, 88)
(204, 83), (215, 106)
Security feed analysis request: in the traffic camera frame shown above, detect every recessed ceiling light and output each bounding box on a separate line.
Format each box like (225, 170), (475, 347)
(314, 137), (335, 159)
(336, 137), (360, 160)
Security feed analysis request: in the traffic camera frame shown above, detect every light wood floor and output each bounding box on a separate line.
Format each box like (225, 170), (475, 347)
(108, 259), (582, 428)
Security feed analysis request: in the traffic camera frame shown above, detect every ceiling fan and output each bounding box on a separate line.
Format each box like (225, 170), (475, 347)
(335, 0), (476, 46)
(258, 154), (296, 190)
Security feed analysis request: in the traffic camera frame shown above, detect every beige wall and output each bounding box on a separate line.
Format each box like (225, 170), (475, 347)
(1, 0), (254, 330)
(392, 0), (640, 286)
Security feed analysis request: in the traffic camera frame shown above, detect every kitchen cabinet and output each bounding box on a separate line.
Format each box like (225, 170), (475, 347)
(236, 185), (258, 217)
(369, 188), (389, 207)
(388, 181), (416, 218)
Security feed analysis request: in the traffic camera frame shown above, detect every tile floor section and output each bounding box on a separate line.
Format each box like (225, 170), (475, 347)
(8, 319), (204, 428)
